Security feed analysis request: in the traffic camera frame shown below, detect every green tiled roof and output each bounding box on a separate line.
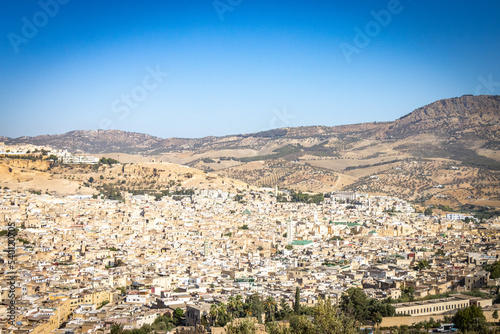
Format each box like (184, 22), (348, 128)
(291, 240), (313, 246)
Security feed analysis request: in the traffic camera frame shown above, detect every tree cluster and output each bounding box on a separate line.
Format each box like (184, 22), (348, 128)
(339, 288), (395, 325)
(110, 310), (183, 334)
(485, 261), (500, 279)
(452, 305), (488, 333)
(99, 157), (120, 165)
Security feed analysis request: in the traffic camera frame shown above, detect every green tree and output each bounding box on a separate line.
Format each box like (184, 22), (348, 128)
(424, 207), (433, 216)
(245, 293), (264, 322)
(114, 258), (126, 267)
(435, 249), (445, 256)
(209, 303), (218, 325)
(277, 298), (292, 320)
(294, 287), (301, 315)
(400, 286), (415, 302)
(173, 307), (184, 325)
(264, 296), (278, 322)
(416, 259), (430, 270)
(288, 314), (314, 334)
(314, 298), (358, 334)
(269, 298), (358, 334)
(493, 309), (498, 320)
(167, 324), (202, 334)
(97, 300), (109, 309)
(210, 303), (231, 327)
(340, 288), (369, 322)
(452, 305), (487, 333)
(226, 318), (256, 334)
(494, 294), (500, 305)
(99, 157), (119, 165)
(151, 321), (167, 331)
(110, 323), (124, 334)
(339, 287), (394, 325)
(484, 261), (500, 279)
(227, 295), (245, 318)
(266, 322), (293, 334)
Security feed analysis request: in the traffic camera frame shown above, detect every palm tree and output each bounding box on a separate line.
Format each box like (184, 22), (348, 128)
(210, 303), (231, 327)
(110, 323), (124, 334)
(227, 296), (236, 316)
(233, 295), (245, 318)
(264, 296), (277, 322)
(278, 298), (292, 320)
(217, 303), (231, 327)
(210, 304), (219, 326)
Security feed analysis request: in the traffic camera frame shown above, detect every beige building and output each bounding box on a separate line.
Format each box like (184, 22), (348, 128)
(393, 295), (492, 316)
(465, 271), (490, 290)
(185, 302), (212, 326)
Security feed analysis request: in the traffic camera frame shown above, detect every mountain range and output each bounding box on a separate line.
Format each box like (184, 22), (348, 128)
(2, 95), (500, 208)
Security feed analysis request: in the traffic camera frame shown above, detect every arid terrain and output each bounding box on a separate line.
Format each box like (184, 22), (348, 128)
(0, 158), (254, 198)
(1, 95), (499, 208)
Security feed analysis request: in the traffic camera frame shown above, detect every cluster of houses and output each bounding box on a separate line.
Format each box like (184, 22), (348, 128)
(0, 186), (499, 333)
(0, 143), (99, 164)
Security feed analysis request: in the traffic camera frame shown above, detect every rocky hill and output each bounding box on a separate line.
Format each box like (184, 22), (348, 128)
(2, 95), (499, 208)
(383, 95), (500, 140)
(4, 95), (499, 153)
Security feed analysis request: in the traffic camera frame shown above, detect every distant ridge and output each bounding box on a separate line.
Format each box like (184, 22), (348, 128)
(2, 95), (499, 208)
(385, 95), (500, 139)
(2, 95), (499, 154)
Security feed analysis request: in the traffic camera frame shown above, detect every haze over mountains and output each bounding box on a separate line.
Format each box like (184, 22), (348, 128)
(4, 95), (500, 153)
(2, 95), (500, 208)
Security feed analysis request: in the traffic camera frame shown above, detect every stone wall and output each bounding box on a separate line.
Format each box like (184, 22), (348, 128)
(380, 315), (446, 328)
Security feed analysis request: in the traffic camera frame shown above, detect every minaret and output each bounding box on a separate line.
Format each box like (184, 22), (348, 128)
(203, 239), (208, 257)
(287, 221), (294, 244)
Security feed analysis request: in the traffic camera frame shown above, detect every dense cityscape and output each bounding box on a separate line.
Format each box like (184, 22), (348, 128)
(2, 1), (500, 333)
(1, 144), (500, 334)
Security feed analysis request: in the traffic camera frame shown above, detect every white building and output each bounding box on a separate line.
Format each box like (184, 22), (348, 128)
(287, 221), (295, 244)
(331, 191), (357, 202)
(58, 150), (99, 164)
(446, 213), (472, 220)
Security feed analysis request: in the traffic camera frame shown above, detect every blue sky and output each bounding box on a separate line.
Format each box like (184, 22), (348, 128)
(1, 0), (499, 139)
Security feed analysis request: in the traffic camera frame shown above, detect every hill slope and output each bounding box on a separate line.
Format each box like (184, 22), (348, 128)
(2, 95), (499, 207)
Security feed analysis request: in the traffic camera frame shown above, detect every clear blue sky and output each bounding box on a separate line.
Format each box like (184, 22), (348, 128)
(1, 0), (499, 139)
